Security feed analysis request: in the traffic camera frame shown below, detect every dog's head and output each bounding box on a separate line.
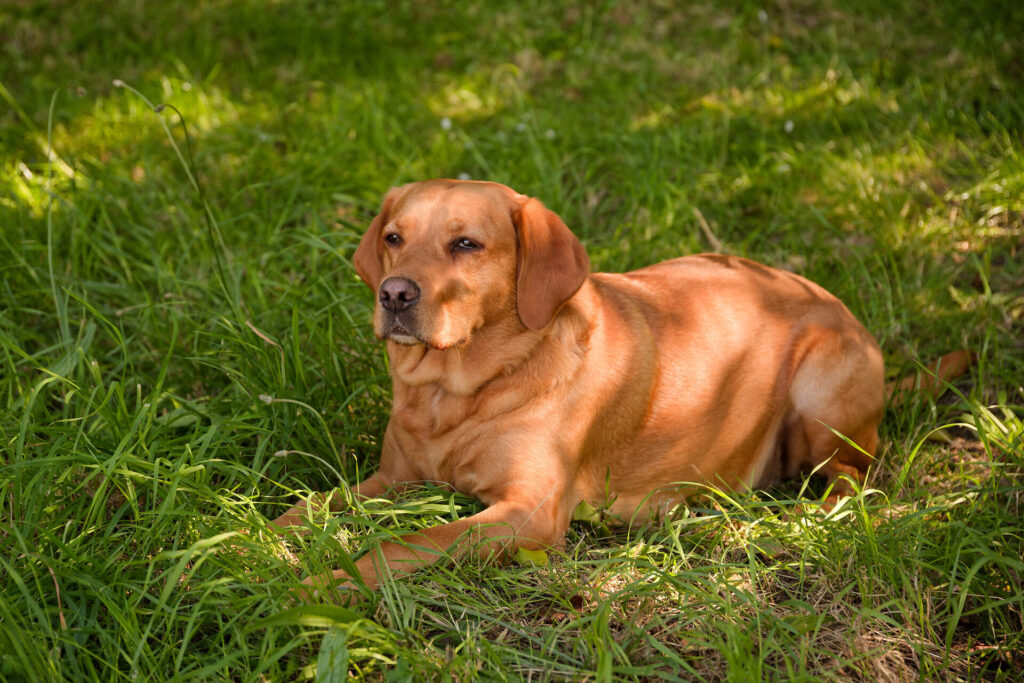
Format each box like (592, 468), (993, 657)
(353, 180), (590, 349)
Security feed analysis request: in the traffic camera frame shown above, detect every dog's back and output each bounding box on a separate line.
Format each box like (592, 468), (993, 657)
(570, 253), (883, 516)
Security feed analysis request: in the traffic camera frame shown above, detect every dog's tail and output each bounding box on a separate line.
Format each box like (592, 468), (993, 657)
(885, 350), (974, 405)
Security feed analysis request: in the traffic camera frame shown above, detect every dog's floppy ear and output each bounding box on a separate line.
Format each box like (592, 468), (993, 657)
(514, 196), (590, 330)
(353, 186), (406, 289)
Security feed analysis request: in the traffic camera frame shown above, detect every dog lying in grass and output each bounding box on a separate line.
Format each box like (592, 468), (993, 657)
(272, 179), (970, 598)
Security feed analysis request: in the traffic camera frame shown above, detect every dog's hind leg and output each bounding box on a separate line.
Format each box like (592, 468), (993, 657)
(782, 325), (885, 495)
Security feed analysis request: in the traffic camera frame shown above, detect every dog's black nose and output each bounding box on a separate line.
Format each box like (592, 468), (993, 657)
(379, 277), (421, 313)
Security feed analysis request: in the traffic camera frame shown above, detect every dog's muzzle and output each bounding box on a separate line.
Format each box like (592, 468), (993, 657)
(379, 277), (422, 343)
(379, 277), (421, 313)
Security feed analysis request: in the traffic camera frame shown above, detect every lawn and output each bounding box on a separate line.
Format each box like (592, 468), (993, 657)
(1, 0), (1022, 680)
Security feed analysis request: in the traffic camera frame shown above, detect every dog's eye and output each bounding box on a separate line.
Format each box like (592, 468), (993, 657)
(452, 238), (480, 253)
(384, 233), (402, 247)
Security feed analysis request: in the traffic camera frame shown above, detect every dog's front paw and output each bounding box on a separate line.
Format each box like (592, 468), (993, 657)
(293, 571), (364, 606)
(270, 490), (351, 534)
(269, 509), (316, 534)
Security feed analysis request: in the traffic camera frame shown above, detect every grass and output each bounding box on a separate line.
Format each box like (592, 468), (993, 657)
(1, 0), (1022, 679)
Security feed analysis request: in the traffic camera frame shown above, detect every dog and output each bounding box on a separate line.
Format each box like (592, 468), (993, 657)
(272, 179), (969, 596)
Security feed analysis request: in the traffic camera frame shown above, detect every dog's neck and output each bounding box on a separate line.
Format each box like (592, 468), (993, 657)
(384, 300), (591, 440)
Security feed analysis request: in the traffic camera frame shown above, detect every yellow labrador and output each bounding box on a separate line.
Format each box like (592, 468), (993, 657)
(273, 179), (969, 595)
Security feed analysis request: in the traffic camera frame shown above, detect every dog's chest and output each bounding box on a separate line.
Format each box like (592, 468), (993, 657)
(395, 384), (468, 436)
(393, 385), (488, 487)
